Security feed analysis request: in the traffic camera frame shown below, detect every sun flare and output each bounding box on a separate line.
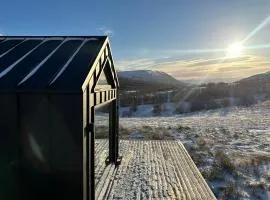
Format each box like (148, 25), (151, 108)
(227, 43), (244, 58)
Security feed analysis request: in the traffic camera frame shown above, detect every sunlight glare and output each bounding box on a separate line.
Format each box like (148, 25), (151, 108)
(226, 43), (244, 58)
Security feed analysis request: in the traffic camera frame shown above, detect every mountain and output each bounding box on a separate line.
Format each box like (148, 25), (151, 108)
(230, 71), (270, 102)
(235, 71), (270, 92)
(118, 70), (183, 85)
(237, 71), (270, 83)
(117, 70), (186, 92)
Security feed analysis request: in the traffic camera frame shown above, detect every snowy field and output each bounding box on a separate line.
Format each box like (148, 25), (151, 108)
(116, 101), (270, 199)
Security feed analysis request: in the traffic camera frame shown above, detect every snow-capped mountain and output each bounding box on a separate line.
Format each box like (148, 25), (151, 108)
(118, 70), (185, 88)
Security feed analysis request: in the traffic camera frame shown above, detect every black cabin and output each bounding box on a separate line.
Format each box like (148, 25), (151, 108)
(0, 36), (120, 200)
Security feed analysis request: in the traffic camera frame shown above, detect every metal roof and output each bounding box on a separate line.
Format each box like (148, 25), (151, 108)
(0, 36), (107, 93)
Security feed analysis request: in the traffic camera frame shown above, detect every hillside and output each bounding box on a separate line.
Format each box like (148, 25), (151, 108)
(118, 70), (186, 92)
(238, 71), (270, 83)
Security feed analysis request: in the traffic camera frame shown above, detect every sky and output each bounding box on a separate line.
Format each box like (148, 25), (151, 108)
(1, 0), (270, 83)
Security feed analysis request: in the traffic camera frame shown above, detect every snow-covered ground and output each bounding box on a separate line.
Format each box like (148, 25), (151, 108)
(117, 102), (270, 199)
(120, 103), (176, 117)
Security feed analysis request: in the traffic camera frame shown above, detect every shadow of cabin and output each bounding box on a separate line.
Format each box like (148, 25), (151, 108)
(0, 36), (120, 200)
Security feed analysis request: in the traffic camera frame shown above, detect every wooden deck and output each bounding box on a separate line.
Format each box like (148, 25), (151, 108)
(95, 140), (216, 200)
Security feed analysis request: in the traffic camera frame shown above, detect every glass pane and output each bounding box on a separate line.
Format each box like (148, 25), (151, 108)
(94, 103), (110, 188)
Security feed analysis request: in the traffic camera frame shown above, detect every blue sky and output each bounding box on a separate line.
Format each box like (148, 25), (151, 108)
(1, 0), (270, 82)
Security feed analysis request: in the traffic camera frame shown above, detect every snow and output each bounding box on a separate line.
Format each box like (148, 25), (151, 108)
(117, 102), (270, 199)
(95, 101), (270, 199)
(95, 140), (216, 200)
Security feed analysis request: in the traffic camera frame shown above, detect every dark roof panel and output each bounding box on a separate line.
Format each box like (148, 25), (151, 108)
(20, 40), (83, 89)
(51, 39), (103, 90)
(0, 36), (107, 92)
(0, 40), (62, 89)
(0, 39), (24, 55)
(0, 40), (42, 75)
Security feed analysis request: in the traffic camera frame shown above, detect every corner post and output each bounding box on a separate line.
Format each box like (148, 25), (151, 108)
(115, 89), (119, 161)
(109, 89), (120, 164)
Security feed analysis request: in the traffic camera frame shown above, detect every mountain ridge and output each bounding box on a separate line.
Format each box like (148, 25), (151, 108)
(118, 70), (186, 92)
(237, 71), (270, 83)
(118, 70), (185, 85)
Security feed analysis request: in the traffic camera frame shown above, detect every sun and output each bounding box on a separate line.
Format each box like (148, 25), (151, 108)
(226, 43), (244, 58)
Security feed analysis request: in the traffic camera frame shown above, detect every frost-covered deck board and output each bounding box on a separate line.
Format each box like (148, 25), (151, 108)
(96, 140), (216, 200)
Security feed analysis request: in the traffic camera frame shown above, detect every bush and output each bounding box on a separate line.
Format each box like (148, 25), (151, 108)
(190, 100), (206, 112)
(221, 184), (240, 200)
(95, 125), (109, 139)
(153, 104), (162, 115)
(175, 101), (191, 114)
(130, 102), (138, 112)
(119, 126), (130, 139)
(215, 150), (235, 173)
(207, 166), (224, 181)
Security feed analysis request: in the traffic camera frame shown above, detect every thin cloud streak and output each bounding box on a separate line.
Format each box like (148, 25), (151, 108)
(96, 27), (114, 37)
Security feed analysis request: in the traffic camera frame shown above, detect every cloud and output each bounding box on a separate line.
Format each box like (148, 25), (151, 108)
(116, 58), (156, 71)
(153, 55), (270, 83)
(96, 27), (113, 37)
(116, 54), (270, 83)
(0, 33), (3, 36)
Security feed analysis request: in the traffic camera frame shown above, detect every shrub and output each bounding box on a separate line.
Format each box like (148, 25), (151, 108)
(215, 150), (235, 173)
(221, 184), (240, 200)
(153, 104), (162, 115)
(207, 166), (224, 181)
(196, 137), (207, 147)
(190, 100), (206, 112)
(119, 126), (130, 139)
(130, 102), (138, 112)
(95, 125), (109, 139)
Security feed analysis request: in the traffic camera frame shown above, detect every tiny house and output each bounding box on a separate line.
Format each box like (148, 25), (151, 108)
(0, 36), (120, 200)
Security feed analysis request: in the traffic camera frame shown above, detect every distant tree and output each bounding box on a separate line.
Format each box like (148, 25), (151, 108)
(175, 101), (191, 114)
(153, 104), (162, 115)
(130, 97), (138, 112)
(190, 100), (206, 112)
(122, 110), (132, 117)
(239, 96), (256, 107)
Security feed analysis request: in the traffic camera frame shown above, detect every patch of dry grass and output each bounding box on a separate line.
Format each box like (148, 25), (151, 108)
(214, 150), (236, 173)
(220, 184), (241, 200)
(234, 152), (270, 168)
